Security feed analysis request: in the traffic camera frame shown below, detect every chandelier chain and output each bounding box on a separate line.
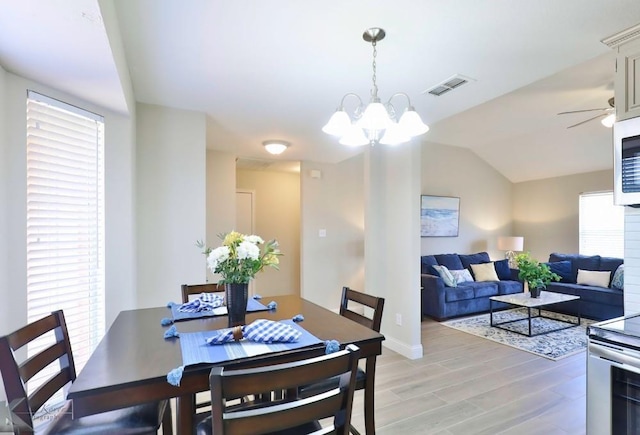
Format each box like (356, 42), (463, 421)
(371, 40), (378, 99)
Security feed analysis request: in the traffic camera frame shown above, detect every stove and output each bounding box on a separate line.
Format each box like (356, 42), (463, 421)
(587, 314), (640, 434)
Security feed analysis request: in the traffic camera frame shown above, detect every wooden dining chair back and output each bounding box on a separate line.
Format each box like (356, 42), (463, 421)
(339, 286), (385, 333)
(299, 287), (385, 435)
(196, 345), (361, 435)
(181, 282), (224, 303)
(0, 310), (172, 435)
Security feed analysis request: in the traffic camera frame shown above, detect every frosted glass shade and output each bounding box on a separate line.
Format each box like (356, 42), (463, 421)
(357, 101), (392, 131)
(322, 110), (351, 136)
(380, 122), (410, 145)
(601, 113), (615, 128)
(398, 109), (429, 136)
(339, 124), (369, 146)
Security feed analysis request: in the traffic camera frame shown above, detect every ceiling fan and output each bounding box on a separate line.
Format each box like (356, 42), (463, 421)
(558, 97), (615, 128)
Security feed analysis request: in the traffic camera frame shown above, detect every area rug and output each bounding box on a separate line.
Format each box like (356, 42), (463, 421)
(441, 308), (594, 361)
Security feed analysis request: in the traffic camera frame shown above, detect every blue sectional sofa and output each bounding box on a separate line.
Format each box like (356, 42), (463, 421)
(421, 252), (524, 321)
(543, 253), (624, 321)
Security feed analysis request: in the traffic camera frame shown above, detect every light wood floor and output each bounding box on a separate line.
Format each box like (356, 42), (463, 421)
(347, 317), (587, 435)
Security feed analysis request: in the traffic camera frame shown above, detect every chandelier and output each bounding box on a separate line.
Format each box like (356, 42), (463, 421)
(323, 28), (429, 147)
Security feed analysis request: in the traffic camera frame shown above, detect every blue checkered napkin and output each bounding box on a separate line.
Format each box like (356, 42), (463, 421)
(177, 293), (224, 313)
(205, 319), (302, 345)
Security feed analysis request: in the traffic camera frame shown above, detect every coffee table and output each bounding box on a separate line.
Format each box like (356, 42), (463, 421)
(489, 291), (581, 337)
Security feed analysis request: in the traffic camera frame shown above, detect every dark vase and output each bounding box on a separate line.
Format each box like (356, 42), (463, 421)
(225, 283), (249, 327)
(530, 285), (544, 298)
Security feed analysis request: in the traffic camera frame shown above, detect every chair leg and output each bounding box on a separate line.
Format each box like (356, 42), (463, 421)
(161, 400), (174, 435)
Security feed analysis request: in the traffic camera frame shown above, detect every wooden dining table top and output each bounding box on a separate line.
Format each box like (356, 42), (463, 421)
(67, 294), (385, 420)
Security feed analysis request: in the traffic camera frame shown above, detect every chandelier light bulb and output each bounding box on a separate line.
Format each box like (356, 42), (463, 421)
(339, 124), (369, 146)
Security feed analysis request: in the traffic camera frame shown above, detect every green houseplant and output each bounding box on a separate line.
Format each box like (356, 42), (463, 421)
(514, 252), (560, 298)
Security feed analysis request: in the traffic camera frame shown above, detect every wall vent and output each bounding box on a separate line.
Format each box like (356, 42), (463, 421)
(423, 74), (475, 97)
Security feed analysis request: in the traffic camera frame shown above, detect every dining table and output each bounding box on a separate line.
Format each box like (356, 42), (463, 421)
(67, 295), (385, 434)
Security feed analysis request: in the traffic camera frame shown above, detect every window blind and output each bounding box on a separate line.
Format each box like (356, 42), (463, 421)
(579, 191), (624, 258)
(26, 91), (105, 397)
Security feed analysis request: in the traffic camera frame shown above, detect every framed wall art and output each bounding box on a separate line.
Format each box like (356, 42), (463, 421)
(420, 195), (460, 237)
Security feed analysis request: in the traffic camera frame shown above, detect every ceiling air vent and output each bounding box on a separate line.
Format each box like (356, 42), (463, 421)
(423, 74), (475, 97)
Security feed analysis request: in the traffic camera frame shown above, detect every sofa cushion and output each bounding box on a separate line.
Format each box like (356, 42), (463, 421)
(600, 256), (624, 280)
(544, 261), (572, 283)
(450, 269), (474, 283)
(496, 280), (523, 295)
(435, 254), (464, 270)
(493, 259), (511, 280)
(611, 264), (624, 290)
(547, 282), (623, 306)
(577, 269), (611, 287)
(459, 252), (491, 269)
(432, 265), (457, 287)
(548, 253), (601, 282)
(470, 262), (499, 282)
(421, 255), (439, 275)
(444, 286), (475, 302)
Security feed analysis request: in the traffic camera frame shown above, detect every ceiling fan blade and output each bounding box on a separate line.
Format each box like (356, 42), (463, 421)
(558, 107), (609, 115)
(567, 113), (607, 129)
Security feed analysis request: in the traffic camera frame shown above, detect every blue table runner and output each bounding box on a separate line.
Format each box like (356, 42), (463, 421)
(179, 319), (323, 366)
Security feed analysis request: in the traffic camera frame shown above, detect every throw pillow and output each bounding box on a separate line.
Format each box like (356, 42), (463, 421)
(470, 262), (500, 282)
(611, 264), (624, 290)
(421, 255), (439, 275)
(459, 252), (491, 269)
(577, 269), (611, 287)
(493, 259), (511, 280)
(432, 265), (457, 287)
(544, 261), (572, 283)
(450, 269), (474, 283)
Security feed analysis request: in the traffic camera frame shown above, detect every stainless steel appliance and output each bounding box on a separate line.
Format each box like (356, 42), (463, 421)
(614, 116), (640, 206)
(587, 314), (640, 434)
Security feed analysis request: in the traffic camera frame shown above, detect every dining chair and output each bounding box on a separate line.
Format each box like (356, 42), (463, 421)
(0, 310), (173, 435)
(301, 286), (385, 435)
(196, 344), (361, 435)
(181, 282), (224, 303)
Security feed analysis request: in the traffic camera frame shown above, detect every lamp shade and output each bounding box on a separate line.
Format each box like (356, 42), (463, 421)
(322, 110), (351, 136)
(357, 101), (392, 131)
(398, 108), (429, 136)
(601, 113), (616, 128)
(339, 124), (369, 146)
(497, 236), (524, 252)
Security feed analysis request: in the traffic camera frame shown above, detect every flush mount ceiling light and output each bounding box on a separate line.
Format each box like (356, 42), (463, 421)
(323, 27), (429, 147)
(263, 140), (290, 155)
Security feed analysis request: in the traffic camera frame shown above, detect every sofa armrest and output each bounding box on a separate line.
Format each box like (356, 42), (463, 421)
(421, 273), (446, 319)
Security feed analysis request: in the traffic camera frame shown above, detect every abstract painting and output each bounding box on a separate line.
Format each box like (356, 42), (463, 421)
(421, 195), (460, 237)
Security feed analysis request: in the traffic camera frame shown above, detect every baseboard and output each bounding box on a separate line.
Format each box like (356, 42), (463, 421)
(382, 336), (423, 360)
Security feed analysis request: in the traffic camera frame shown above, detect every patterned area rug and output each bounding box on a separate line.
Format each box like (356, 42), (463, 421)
(441, 308), (594, 360)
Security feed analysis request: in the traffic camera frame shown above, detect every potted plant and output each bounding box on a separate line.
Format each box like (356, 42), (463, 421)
(514, 252), (560, 298)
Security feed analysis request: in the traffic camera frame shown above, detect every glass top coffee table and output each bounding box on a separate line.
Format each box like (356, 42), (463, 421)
(490, 291), (581, 337)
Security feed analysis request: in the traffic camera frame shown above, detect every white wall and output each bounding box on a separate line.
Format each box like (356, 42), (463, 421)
(512, 170), (613, 261)
(236, 169), (300, 296)
(421, 142), (513, 260)
(136, 103), (207, 307)
(205, 150), (236, 282)
(365, 143), (423, 359)
(300, 154), (365, 311)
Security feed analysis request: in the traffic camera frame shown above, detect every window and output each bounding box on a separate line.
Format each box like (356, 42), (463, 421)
(26, 91), (105, 393)
(579, 191), (624, 258)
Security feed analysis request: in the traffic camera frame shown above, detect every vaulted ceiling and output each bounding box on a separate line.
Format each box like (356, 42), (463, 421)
(1, 1), (639, 182)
